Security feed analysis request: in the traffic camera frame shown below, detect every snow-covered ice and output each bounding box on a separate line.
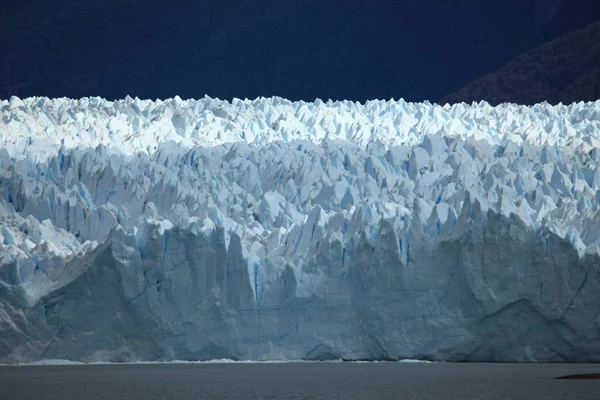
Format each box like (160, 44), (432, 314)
(1, 96), (600, 363)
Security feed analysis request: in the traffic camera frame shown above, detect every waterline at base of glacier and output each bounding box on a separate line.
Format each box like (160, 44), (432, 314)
(8, 358), (434, 367)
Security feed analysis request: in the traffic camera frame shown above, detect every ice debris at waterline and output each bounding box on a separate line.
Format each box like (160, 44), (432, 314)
(1, 96), (600, 364)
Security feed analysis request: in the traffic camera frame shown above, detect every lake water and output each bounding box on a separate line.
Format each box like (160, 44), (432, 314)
(1, 362), (600, 399)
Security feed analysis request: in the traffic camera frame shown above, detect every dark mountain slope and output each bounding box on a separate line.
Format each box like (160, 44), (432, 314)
(536, 0), (600, 40)
(442, 21), (600, 106)
(0, 0), (544, 101)
(1, 0), (598, 102)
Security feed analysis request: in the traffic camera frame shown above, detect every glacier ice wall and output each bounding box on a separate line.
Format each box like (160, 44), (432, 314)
(1, 96), (600, 363)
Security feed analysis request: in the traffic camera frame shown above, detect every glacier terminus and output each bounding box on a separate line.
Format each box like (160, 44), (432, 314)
(1, 95), (600, 363)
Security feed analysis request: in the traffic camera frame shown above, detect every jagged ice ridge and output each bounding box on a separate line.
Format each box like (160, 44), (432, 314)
(1, 96), (600, 363)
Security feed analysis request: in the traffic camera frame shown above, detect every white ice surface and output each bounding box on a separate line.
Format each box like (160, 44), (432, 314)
(1, 96), (600, 363)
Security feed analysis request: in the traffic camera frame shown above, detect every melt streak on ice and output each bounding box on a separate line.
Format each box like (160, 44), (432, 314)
(1, 95), (600, 363)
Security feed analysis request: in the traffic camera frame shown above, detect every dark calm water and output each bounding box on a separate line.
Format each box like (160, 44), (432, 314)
(1, 362), (600, 400)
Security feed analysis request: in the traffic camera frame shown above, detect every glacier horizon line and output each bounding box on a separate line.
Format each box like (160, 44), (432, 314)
(4, 94), (600, 108)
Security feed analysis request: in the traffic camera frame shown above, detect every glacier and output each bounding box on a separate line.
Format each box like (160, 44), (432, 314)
(1, 95), (600, 363)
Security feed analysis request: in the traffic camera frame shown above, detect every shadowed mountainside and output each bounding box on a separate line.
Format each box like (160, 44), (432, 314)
(3, 0), (600, 103)
(535, 0), (600, 40)
(0, 0), (562, 102)
(442, 20), (600, 106)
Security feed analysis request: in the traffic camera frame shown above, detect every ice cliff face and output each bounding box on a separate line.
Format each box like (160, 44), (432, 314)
(1, 96), (600, 363)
